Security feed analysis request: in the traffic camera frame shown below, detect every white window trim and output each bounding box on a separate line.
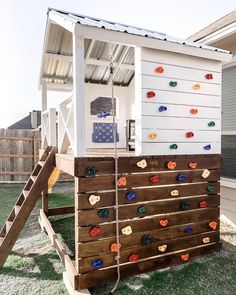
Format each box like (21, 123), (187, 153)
(221, 177), (236, 189)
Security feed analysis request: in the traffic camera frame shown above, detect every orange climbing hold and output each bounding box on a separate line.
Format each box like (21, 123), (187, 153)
(190, 108), (198, 115)
(209, 221), (217, 230)
(148, 133), (157, 139)
(188, 162), (197, 169)
(181, 253), (189, 261)
(167, 161), (177, 170)
(155, 66), (164, 73)
(111, 243), (121, 253)
(160, 219), (168, 227)
(193, 83), (201, 90)
(118, 177), (126, 187)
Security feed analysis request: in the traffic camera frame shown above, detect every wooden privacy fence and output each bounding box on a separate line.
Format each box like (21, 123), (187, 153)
(0, 129), (41, 181)
(74, 154), (221, 289)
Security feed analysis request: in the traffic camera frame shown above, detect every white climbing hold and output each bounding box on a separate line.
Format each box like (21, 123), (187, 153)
(137, 159), (148, 169)
(202, 237), (210, 244)
(121, 226), (132, 235)
(170, 190), (179, 197)
(88, 194), (101, 206)
(202, 169), (210, 179)
(158, 244), (167, 252)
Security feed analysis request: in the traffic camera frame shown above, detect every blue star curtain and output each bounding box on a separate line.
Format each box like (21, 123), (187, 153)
(92, 122), (119, 143)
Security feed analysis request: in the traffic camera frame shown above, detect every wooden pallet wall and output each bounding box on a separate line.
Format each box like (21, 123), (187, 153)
(74, 154), (221, 289)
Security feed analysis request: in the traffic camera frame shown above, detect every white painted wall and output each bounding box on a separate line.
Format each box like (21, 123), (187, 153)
(85, 83), (133, 149)
(135, 47), (222, 156)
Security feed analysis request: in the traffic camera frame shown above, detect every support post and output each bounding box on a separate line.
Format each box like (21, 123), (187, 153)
(41, 81), (48, 149)
(73, 30), (85, 157)
(48, 108), (57, 146)
(42, 186), (49, 215)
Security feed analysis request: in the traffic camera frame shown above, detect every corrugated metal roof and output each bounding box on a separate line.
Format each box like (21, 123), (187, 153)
(41, 8), (230, 90)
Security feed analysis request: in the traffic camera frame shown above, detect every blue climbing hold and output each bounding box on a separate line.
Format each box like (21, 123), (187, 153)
(204, 144), (211, 150)
(97, 111), (111, 118)
(142, 235), (154, 244)
(126, 191), (137, 201)
(184, 225), (193, 233)
(91, 259), (103, 269)
(180, 202), (190, 210)
(158, 105), (167, 112)
(177, 174), (186, 181)
(98, 209), (110, 218)
(86, 167), (97, 177)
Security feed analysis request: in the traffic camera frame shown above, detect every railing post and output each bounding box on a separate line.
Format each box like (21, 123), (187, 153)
(48, 108), (57, 147)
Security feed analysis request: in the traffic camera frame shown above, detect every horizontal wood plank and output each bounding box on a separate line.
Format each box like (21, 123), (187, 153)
(78, 243), (221, 289)
(77, 169), (220, 192)
(77, 219), (219, 258)
(79, 231), (219, 273)
(75, 154), (221, 177)
(77, 207), (220, 242)
(77, 195), (220, 226)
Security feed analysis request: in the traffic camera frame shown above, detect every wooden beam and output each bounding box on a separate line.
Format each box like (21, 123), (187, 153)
(63, 272), (91, 295)
(75, 23), (232, 62)
(47, 206), (75, 216)
(73, 34), (85, 156)
(42, 187), (49, 215)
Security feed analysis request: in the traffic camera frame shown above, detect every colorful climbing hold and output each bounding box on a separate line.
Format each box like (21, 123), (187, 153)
(160, 219), (168, 227)
(207, 185), (215, 192)
(111, 243), (121, 253)
(170, 144), (178, 150)
(98, 209), (110, 218)
(159, 105), (167, 112)
(138, 206), (147, 214)
(158, 244), (167, 252)
(97, 111), (111, 118)
(148, 133), (157, 139)
(91, 259), (103, 269)
(121, 226), (132, 235)
(209, 221), (217, 230)
(190, 108), (198, 115)
(204, 144), (211, 150)
(137, 159), (148, 169)
(128, 253), (139, 262)
(199, 201), (208, 208)
(86, 167), (97, 177)
(181, 253), (189, 261)
(188, 162), (197, 169)
(167, 161), (177, 170)
(184, 225), (193, 233)
(90, 226), (102, 237)
(88, 194), (101, 206)
(205, 73), (213, 80)
(150, 175), (160, 183)
(155, 66), (164, 73)
(142, 235), (154, 244)
(126, 191), (137, 201)
(193, 83), (201, 90)
(202, 237), (210, 244)
(146, 91), (156, 99)
(169, 81), (177, 87)
(177, 174), (187, 181)
(118, 177), (126, 187)
(202, 169), (210, 179)
(170, 189), (179, 197)
(180, 202), (190, 210)
(186, 131), (194, 138)
(208, 121), (215, 127)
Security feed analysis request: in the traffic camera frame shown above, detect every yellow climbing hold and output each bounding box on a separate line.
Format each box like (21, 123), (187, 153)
(148, 133), (157, 140)
(193, 83), (201, 90)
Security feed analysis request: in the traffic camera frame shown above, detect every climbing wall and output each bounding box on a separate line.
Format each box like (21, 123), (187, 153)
(135, 47), (221, 155)
(74, 154), (221, 289)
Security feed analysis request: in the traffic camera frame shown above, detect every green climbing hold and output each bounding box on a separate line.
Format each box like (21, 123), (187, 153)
(170, 144), (178, 150)
(98, 209), (110, 218)
(137, 206), (147, 214)
(208, 121), (216, 127)
(169, 81), (177, 87)
(207, 185), (215, 192)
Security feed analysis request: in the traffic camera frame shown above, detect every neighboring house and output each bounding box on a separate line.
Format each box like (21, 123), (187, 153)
(189, 10), (236, 223)
(8, 110), (41, 129)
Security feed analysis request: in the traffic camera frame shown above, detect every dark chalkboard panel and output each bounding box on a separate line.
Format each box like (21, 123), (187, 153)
(90, 97), (116, 115)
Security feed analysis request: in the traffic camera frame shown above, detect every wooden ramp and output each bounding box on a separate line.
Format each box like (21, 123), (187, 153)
(0, 146), (57, 267)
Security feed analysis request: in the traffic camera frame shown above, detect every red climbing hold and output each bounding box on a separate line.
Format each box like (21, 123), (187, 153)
(181, 253), (189, 261)
(147, 91), (156, 99)
(150, 175), (160, 183)
(199, 201), (208, 208)
(205, 73), (213, 80)
(186, 131), (194, 138)
(128, 253), (139, 262)
(160, 219), (168, 227)
(155, 66), (164, 73)
(188, 162), (197, 169)
(90, 226), (102, 237)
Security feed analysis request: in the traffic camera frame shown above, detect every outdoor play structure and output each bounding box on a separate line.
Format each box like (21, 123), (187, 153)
(0, 8), (232, 295)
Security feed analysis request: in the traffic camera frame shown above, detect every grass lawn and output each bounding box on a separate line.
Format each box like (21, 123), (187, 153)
(0, 182), (236, 295)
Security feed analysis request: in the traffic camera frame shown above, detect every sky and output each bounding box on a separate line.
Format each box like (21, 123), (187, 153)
(0, 0), (235, 128)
